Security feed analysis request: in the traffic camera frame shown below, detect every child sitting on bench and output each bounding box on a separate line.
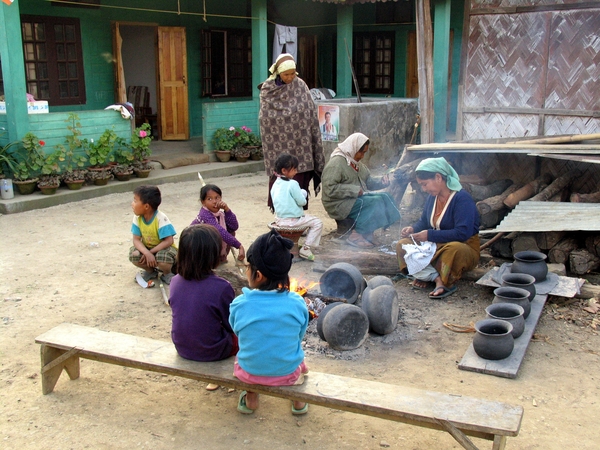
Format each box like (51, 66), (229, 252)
(229, 229), (309, 415)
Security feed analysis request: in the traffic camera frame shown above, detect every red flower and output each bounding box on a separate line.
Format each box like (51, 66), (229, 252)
(234, 132), (240, 137)
(39, 140), (45, 146)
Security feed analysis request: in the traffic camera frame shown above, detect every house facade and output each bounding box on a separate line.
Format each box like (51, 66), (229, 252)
(1, 0), (466, 156)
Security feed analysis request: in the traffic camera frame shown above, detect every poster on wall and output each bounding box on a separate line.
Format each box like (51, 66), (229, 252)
(318, 105), (339, 142)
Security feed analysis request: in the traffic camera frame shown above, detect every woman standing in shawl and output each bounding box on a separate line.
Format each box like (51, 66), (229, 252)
(396, 157), (480, 300)
(259, 53), (325, 212)
(321, 133), (401, 248)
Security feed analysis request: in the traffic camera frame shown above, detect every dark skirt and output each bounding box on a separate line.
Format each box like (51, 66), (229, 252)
(348, 192), (401, 234)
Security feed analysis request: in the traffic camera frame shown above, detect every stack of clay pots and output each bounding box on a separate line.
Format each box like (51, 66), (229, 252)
(317, 263), (400, 351)
(472, 251), (546, 360)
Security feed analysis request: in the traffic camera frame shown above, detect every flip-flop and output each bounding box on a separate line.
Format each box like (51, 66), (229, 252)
(346, 237), (375, 249)
(291, 402), (309, 415)
(392, 273), (415, 282)
(206, 383), (219, 391)
(411, 280), (430, 291)
(429, 285), (458, 300)
(237, 391), (254, 414)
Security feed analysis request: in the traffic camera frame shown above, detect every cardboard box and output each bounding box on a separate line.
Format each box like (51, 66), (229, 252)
(0, 101), (49, 114)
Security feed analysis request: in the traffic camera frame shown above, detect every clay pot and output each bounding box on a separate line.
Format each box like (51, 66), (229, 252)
(115, 172), (133, 181)
(215, 150), (231, 162)
(316, 302), (344, 341)
(360, 276), (392, 309)
(485, 303), (525, 339)
(39, 185), (58, 195)
(319, 262), (365, 304)
(65, 180), (85, 190)
(493, 286), (531, 319)
(501, 273), (536, 301)
(473, 319), (514, 360)
(235, 155), (249, 162)
(93, 177), (110, 186)
(511, 251), (548, 282)
(364, 285), (399, 335)
(322, 304), (369, 351)
(13, 179), (38, 195)
(134, 169), (152, 179)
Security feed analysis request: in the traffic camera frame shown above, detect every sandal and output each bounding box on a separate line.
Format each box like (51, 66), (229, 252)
(141, 270), (158, 282)
(346, 236), (375, 248)
(291, 401), (309, 415)
(237, 391), (254, 414)
(411, 280), (430, 291)
(429, 285), (458, 300)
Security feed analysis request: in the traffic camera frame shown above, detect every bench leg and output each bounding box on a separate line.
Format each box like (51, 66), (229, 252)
(492, 435), (507, 450)
(41, 345), (80, 395)
(435, 418), (480, 450)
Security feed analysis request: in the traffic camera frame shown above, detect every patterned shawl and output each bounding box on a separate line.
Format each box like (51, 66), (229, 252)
(259, 76), (325, 187)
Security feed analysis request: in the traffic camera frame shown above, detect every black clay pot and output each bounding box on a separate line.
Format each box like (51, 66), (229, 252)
(316, 302), (344, 341)
(511, 251), (548, 282)
(473, 319), (514, 360)
(501, 273), (536, 301)
(319, 262), (365, 304)
(493, 286), (531, 319)
(485, 303), (525, 339)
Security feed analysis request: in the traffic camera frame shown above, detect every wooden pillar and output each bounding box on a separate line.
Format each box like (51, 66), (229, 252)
(433, 0), (451, 142)
(252, 0), (268, 101)
(336, 5), (353, 98)
(0, 0), (29, 142)
(415, 0), (434, 143)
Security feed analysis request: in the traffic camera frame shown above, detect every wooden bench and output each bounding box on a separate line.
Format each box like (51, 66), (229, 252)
(36, 323), (523, 450)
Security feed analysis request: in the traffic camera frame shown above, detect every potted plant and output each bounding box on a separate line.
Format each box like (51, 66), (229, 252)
(86, 128), (117, 185)
(212, 127), (236, 162)
(0, 134), (20, 179)
(249, 143), (263, 161)
(37, 147), (65, 195)
(231, 146), (250, 162)
(12, 132), (45, 195)
(112, 139), (135, 181)
(58, 113), (88, 190)
(130, 123), (154, 177)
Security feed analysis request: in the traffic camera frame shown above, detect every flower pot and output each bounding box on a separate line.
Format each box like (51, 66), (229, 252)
(485, 303), (525, 339)
(215, 150), (231, 162)
(473, 319), (514, 360)
(235, 155), (249, 162)
(250, 154), (262, 161)
(492, 286), (531, 319)
(93, 177), (110, 186)
(134, 169), (152, 179)
(13, 179), (38, 195)
(501, 273), (536, 301)
(65, 180), (85, 190)
(511, 250), (548, 282)
(38, 185), (59, 195)
(115, 172), (133, 181)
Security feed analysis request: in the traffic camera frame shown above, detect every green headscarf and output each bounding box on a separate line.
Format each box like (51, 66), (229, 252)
(416, 157), (462, 191)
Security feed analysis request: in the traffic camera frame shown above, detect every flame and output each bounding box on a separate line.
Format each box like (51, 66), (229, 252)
(289, 278), (319, 297)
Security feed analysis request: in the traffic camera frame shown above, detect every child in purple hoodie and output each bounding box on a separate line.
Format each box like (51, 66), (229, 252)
(191, 184), (245, 262)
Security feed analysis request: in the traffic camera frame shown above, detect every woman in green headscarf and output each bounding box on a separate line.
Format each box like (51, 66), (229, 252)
(396, 157), (480, 299)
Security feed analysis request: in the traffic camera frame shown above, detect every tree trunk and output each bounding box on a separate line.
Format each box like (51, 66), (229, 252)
(569, 249), (600, 275)
(536, 231), (567, 250)
(585, 235), (600, 257)
(463, 179), (513, 202)
(548, 237), (579, 264)
(570, 190), (600, 203)
(477, 184), (519, 215)
(504, 173), (553, 208)
(511, 233), (540, 255)
(528, 170), (579, 202)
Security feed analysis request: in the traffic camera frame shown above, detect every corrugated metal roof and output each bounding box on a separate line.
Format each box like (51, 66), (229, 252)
(480, 201), (600, 233)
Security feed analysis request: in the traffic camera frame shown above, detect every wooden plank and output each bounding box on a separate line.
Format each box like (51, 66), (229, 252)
(406, 143), (600, 154)
(35, 323), (523, 441)
(458, 294), (547, 379)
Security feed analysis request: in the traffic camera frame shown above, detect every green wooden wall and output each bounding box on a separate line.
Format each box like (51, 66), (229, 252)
(202, 99), (260, 151)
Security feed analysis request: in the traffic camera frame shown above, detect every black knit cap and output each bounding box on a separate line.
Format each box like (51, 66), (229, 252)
(247, 229), (294, 280)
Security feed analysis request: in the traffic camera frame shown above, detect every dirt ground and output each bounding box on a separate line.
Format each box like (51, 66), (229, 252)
(1, 172), (599, 449)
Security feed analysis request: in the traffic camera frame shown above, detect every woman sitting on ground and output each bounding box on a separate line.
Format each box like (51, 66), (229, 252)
(396, 157), (480, 299)
(321, 132), (401, 248)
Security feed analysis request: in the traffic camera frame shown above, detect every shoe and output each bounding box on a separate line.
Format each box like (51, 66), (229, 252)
(429, 285), (458, 300)
(237, 391), (254, 414)
(291, 401), (309, 415)
(141, 270), (158, 281)
(346, 236), (374, 248)
(299, 246), (315, 261)
(160, 272), (175, 285)
(206, 383), (219, 391)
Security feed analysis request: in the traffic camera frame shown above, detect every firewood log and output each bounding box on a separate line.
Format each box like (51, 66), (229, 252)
(477, 184), (519, 215)
(570, 190), (600, 203)
(585, 235), (600, 257)
(536, 231), (567, 250)
(528, 170), (580, 202)
(569, 249), (600, 275)
(463, 179), (513, 202)
(548, 237), (579, 264)
(511, 233), (540, 255)
(389, 157), (425, 204)
(504, 173), (553, 208)
(479, 208), (508, 229)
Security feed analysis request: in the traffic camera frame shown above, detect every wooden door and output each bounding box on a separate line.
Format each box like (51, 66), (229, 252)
(157, 27), (189, 140)
(298, 35), (317, 89)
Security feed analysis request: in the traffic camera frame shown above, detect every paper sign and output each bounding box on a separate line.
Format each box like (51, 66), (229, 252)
(318, 105), (339, 142)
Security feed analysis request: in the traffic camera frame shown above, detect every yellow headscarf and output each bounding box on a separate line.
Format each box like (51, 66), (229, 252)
(268, 53), (297, 80)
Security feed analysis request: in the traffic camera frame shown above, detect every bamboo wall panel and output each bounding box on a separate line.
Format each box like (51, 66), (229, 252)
(462, 113), (539, 140)
(544, 116), (600, 136)
(470, 0), (593, 10)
